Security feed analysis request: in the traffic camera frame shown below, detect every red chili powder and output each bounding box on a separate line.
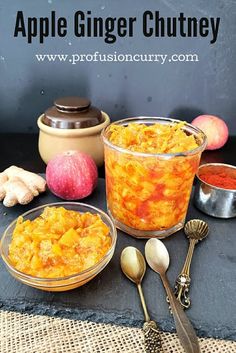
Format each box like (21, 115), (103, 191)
(200, 172), (236, 190)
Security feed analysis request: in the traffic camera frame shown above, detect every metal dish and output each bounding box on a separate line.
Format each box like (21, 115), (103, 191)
(194, 163), (236, 218)
(0, 202), (117, 291)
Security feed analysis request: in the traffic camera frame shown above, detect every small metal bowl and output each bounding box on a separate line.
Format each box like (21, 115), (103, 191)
(194, 163), (236, 218)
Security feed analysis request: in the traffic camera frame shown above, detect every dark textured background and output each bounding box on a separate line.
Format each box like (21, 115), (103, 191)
(0, 0), (235, 133)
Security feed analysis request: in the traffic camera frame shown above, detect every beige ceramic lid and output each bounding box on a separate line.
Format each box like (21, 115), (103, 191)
(42, 97), (104, 129)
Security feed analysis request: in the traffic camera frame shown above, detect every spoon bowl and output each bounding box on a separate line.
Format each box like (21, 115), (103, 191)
(145, 238), (170, 274)
(120, 246), (146, 284)
(184, 219), (209, 241)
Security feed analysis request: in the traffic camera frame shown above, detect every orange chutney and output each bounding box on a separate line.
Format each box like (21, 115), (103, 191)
(104, 122), (201, 232)
(8, 207), (111, 278)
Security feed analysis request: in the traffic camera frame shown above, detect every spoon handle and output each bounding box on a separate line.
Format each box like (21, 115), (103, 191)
(137, 284), (163, 352)
(161, 274), (200, 353)
(174, 239), (197, 309)
(143, 321), (163, 353)
(137, 283), (150, 322)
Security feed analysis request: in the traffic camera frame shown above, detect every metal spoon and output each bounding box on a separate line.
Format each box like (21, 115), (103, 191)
(145, 239), (200, 353)
(120, 247), (163, 353)
(175, 219), (209, 309)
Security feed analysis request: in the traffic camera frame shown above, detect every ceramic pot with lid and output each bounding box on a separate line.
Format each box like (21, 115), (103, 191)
(37, 97), (110, 166)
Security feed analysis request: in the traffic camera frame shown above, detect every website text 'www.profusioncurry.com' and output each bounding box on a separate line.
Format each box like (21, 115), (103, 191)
(35, 52), (199, 65)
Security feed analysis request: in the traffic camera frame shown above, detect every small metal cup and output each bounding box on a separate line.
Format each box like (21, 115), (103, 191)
(194, 163), (236, 218)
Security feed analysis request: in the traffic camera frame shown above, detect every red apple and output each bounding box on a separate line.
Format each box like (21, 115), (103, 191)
(46, 151), (98, 200)
(191, 115), (229, 150)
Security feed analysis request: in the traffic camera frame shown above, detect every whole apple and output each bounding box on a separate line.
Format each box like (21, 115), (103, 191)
(191, 115), (229, 150)
(46, 151), (98, 200)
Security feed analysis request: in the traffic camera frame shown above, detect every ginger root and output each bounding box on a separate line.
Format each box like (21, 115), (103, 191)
(0, 166), (46, 207)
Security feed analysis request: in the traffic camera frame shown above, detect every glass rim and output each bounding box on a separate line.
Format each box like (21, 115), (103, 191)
(0, 202), (117, 283)
(102, 117), (207, 158)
